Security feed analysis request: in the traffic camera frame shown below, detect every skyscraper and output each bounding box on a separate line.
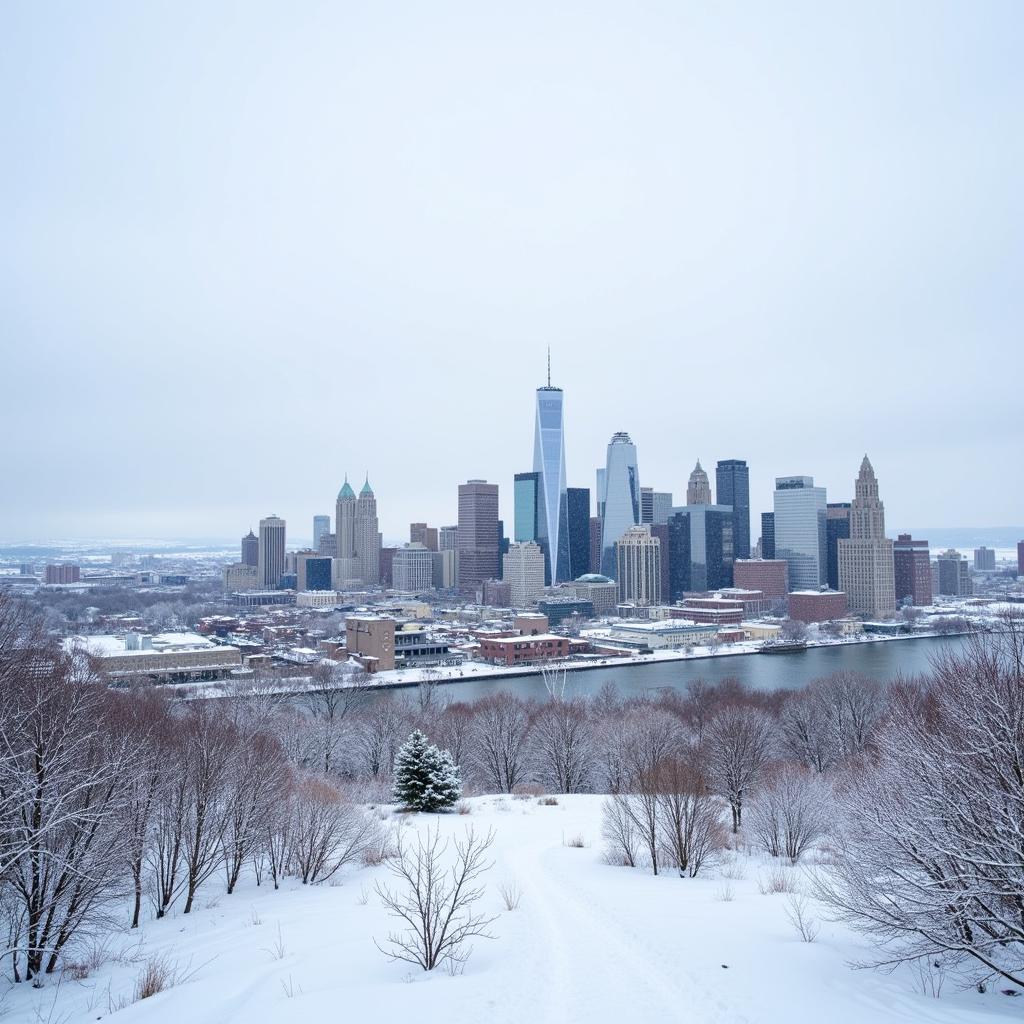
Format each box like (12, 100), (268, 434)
(312, 515), (330, 552)
(641, 487), (674, 526)
(716, 460), (750, 560)
(600, 432), (640, 578)
(1018, 541), (1024, 578)
(686, 461), (712, 505)
(503, 541), (546, 608)
(241, 529), (259, 568)
(566, 487), (591, 580)
(825, 503), (851, 591)
(439, 526), (458, 551)
(973, 547), (996, 571)
(514, 471), (540, 544)
(773, 476), (827, 590)
(666, 505), (734, 598)
(393, 543), (433, 592)
(410, 523), (438, 551)
(615, 525), (662, 606)
(457, 480), (500, 592)
(257, 515), (286, 589)
(894, 534), (932, 606)
(335, 477), (358, 584)
(838, 456), (896, 617)
(532, 363), (569, 583)
(354, 477), (381, 584)
(760, 512), (775, 559)
(937, 550), (972, 596)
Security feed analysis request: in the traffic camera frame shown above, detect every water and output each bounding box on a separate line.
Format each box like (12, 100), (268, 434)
(422, 634), (972, 704)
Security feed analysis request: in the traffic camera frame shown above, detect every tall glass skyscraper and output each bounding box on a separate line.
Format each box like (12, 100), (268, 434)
(533, 375), (569, 583)
(566, 487), (591, 580)
(716, 460), (750, 560)
(773, 476), (827, 590)
(513, 472), (540, 544)
(600, 432), (640, 578)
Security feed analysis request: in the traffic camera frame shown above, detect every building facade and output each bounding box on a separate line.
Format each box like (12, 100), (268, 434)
(774, 476), (827, 591)
(297, 554), (333, 592)
(973, 547), (996, 571)
(566, 487), (591, 581)
(533, 374), (570, 584)
(600, 432), (641, 578)
(686, 461), (713, 505)
(393, 543), (434, 592)
(257, 515), (286, 589)
(458, 480), (500, 592)
(666, 505), (734, 599)
(760, 512), (775, 559)
(936, 550), (972, 596)
(788, 590), (848, 624)
(614, 525), (662, 606)
(312, 515), (330, 552)
(732, 559), (789, 600)
(410, 523), (439, 551)
(837, 457), (895, 618)
(241, 530), (259, 568)
(893, 534), (932, 606)
(716, 460), (750, 560)
(825, 503), (851, 591)
(502, 541), (546, 608)
(45, 564), (80, 584)
(354, 478), (381, 584)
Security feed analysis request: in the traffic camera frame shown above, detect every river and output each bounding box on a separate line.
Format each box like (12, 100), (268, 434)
(414, 634), (972, 704)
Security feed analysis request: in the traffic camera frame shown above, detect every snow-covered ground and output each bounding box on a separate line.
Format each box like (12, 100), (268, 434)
(4, 796), (1018, 1024)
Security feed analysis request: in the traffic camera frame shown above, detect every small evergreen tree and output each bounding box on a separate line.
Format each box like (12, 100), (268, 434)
(393, 730), (462, 812)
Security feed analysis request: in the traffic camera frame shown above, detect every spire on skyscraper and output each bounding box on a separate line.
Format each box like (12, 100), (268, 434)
(338, 475), (355, 500)
(686, 460), (712, 505)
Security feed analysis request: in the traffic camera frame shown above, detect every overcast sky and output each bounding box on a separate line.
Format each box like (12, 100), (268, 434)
(2, 1), (1021, 545)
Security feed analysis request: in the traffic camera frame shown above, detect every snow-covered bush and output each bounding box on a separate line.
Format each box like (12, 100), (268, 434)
(747, 763), (830, 864)
(392, 730), (462, 812)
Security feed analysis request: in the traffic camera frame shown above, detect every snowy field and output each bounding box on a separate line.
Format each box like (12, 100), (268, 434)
(3, 795), (1018, 1024)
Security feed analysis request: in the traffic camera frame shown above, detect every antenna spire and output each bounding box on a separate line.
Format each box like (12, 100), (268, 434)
(547, 346), (551, 387)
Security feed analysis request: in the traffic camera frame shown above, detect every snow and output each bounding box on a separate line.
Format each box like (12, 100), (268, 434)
(3, 796), (1018, 1024)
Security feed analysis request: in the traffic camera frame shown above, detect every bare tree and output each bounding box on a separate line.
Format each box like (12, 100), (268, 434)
(655, 752), (725, 877)
(375, 824), (496, 972)
(812, 672), (885, 760)
(301, 663), (366, 776)
(530, 697), (593, 793)
(601, 795), (638, 866)
(705, 705), (775, 832)
(289, 777), (379, 884)
(777, 690), (838, 774)
(471, 693), (531, 793)
(747, 763), (829, 863)
(356, 701), (406, 780)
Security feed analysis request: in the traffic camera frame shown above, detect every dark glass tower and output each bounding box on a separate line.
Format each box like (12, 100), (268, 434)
(716, 460), (750, 560)
(566, 487), (591, 580)
(826, 502), (851, 591)
(760, 512), (776, 559)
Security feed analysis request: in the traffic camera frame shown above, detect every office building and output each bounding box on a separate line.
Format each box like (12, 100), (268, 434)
(716, 460), (750, 559)
(788, 590), (848, 624)
(825, 503), (851, 591)
(838, 457), (895, 618)
(313, 515), (331, 552)
(45, 564), (80, 584)
(257, 516), (286, 589)
(439, 525), (458, 551)
(317, 532), (337, 557)
(379, 547), (396, 589)
(686, 461), (713, 505)
(893, 534), (932, 606)
(503, 541), (546, 608)
(650, 523), (672, 600)
(973, 547), (996, 571)
(774, 476), (827, 591)
(589, 517), (602, 573)
(345, 616), (395, 672)
(600, 432), (640, 578)
(354, 478), (381, 584)
(223, 563), (258, 592)
(241, 530), (259, 568)
(666, 505), (734, 598)
(431, 549), (457, 590)
(563, 574), (618, 615)
(410, 523), (439, 551)
(458, 480), (500, 591)
(1018, 540), (1024, 577)
(334, 478), (358, 584)
(936, 550), (972, 597)
(567, 487), (591, 580)
(532, 364), (570, 583)
(481, 579), (512, 606)
(615, 525), (662, 606)
(761, 512), (776, 559)
(513, 471), (542, 557)
(393, 543), (434, 592)
(296, 554), (332, 592)
(641, 488), (674, 526)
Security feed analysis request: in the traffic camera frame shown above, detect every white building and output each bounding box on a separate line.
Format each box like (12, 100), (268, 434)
(773, 477), (827, 590)
(614, 525), (662, 606)
(393, 543), (434, 592)
(503, 541), (546, 608)
(838, 456), (896, 618)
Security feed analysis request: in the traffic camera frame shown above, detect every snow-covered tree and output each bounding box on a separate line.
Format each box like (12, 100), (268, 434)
(392, 731), (461, 812)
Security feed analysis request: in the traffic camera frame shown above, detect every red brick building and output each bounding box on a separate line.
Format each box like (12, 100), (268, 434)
(788, 590), (847, 624)
(478, 633), (571, 666)
(893, 534), (932, 606)
(732, 559), (788, 600)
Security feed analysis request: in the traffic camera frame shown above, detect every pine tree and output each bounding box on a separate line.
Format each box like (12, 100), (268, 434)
(393, 730), (462, 812)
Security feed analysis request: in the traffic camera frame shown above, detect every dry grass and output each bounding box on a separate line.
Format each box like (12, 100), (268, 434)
(455, 800), (472, 815)
(537, 796), (559, 806)
(714, 883), (735, 902)
(498, 881), (523, 911)
(758, 864), (799, 895)
(564, 833), (587, 849)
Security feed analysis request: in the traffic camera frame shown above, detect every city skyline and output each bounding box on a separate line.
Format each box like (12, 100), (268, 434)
(2, 4), (1021, 541)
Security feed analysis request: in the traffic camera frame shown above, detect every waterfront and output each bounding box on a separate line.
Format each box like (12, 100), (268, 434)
(409, 634), (972, 703)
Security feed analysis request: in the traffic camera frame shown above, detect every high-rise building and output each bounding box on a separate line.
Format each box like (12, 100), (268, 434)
(317, 532), (337, 557)
(936, 550), (972, 596)
(257, 515), (286, 589)
(313, 515), (330, 552)
(458, 480), (500, 592)
(760, 512), (776, 559)
(393, 543), (434, 592)
(503, 541), (546, 608)
(596, 468), (607, 520)
(666, 505), (734, 599)
(379, 547), (396, 588)
(600, 432), (640, 578)
(513, 471), (541, 553)
(431, 549), (457, 590)
(893, 534), (932, 606)
(335, 478), (358, 584)
(641, 487), (673, 526)
(650, 523), (672, 601)
(716, 460), (750, 560)
(973, 547), (996, 571)
(838, 457), (896, 618)
(439, 526), (458, 551)
(297, 553), (333, 592)
(410, 523), (439, 552)
(532, 366), (570, 584)
(686, 461), (712, 505)
(241, 530), (259, 568)
(615, 525), (662, 605)
(45, 564), (80, 584)
(825, 503), (851, 591)
(1018, 540), (1024, 578)
(773, 477), (827, 590)
(354, 477), (381, 584)
(566, 487), (591, 580)
(589, 517), (602, 573)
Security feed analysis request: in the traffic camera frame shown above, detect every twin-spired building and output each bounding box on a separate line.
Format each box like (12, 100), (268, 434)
(838, 456), (896, 617)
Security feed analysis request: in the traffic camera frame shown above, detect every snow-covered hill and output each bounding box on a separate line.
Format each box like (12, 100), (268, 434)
(3, 796), (1018, 1024)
